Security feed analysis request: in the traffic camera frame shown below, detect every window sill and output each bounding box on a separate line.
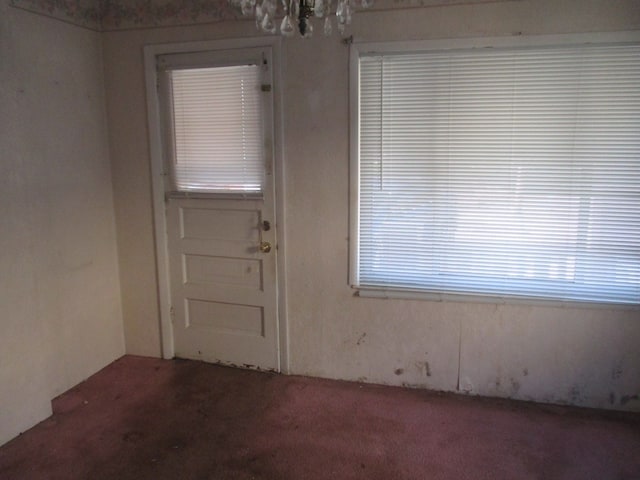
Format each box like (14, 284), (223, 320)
(166, 191), (263, 201)
(353, 285), (640, 310)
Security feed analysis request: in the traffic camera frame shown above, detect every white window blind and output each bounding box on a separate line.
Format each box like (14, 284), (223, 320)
(169, 65), (264, 193)
(357, 43), (640, 304)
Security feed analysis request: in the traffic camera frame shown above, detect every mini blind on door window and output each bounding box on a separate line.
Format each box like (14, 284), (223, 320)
(169, 65), (264, 193)
(357, 43), (640, 304)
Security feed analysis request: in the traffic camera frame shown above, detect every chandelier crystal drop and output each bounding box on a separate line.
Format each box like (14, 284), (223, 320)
(231, 0), (373, 37)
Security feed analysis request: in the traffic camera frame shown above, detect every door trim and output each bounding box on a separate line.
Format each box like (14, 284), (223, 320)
(144, 37), (289, 373)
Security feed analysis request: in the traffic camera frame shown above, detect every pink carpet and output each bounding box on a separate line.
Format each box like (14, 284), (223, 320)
(1, 355), (638, 479)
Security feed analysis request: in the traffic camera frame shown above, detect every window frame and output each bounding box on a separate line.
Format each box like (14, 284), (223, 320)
(157, 47), (275, 199)
(349, 32), (640, 307)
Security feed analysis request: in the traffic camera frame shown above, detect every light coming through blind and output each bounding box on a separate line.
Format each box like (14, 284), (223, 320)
(357, 43), (640, 304)
(170, 65), (264, 193)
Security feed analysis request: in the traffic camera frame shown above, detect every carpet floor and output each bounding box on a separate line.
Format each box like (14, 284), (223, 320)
(1, 355), (639, 480)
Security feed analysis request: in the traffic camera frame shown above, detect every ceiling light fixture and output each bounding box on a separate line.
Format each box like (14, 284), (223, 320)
(231, 0), (373, 37)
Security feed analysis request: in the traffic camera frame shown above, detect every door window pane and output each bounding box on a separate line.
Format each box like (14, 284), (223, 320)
(169, 65), (264, 193)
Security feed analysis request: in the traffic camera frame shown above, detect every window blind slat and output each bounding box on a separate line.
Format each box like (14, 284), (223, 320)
(358, 43), (640, 304)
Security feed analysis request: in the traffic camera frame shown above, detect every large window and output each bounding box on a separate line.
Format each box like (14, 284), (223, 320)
(351, 37), (640, 305)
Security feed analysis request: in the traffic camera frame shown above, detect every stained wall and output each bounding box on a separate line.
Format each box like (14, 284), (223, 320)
(0, 2), (124, 445)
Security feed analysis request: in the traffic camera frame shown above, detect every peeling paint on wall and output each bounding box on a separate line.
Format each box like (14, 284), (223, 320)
(415, 360), (431, 378)
(620, 394), (639, 406)
(611, 362), (623, 380)
(568, 385), (585, 404)
(510, 378), (520, 395)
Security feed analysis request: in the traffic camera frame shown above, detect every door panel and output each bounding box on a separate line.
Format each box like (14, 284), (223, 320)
(181, 208), (260, 242)
(186, 299), (264, 337)
(168, 198), (278, 370)
(183, 255), (262, 290)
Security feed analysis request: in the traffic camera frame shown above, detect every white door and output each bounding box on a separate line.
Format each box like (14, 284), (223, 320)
(157, 47), (279, 371)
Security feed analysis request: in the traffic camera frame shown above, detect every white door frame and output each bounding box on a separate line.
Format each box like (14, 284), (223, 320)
(143, 37), (289, 373)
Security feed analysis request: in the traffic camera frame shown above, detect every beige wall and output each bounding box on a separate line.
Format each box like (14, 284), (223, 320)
(103, 0), (640, 411)
(0, 5), (124, 445)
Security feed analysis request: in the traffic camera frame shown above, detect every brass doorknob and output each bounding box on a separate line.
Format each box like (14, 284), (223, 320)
(259, 241), (272, 253)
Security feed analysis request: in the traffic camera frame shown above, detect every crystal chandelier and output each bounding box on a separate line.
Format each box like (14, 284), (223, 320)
(231, 0), (373, 37)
